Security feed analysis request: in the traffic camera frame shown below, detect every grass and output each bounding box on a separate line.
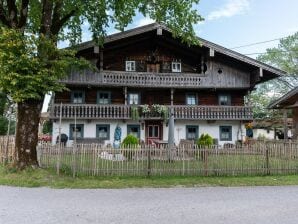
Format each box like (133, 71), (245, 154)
(1, 165), (298, 189)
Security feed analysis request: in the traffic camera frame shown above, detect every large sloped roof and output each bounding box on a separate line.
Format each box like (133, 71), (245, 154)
(268, 86), (298, 109)
(73, 23), (286, 77)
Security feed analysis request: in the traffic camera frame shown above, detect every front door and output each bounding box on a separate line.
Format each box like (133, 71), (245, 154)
(146, 121), (163, 144)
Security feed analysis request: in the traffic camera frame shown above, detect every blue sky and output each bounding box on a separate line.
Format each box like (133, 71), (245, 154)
(73, 0), (298, 59)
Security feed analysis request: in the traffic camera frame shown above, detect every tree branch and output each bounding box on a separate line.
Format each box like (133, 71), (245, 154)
(7, 0), (18, 27)
(51, 8), (77, 36)
(39, 0), (54, 36)
(18, 0), (29, 30)
(0, 1), (10, 27)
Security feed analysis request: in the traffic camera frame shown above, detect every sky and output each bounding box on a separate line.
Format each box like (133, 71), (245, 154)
(44, 0), (298, 112)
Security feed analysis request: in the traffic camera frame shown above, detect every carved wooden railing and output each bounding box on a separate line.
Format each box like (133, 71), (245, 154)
(50, 104), (253, 120)
(60, 70), (204, 88)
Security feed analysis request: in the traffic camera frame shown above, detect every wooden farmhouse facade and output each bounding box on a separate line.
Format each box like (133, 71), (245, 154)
(49, 23), (285, 146)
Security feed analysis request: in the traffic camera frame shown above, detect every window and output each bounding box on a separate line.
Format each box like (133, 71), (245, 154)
(186, 125), (198, 140)
(172, 62), (181, 72)
(148, 125), (159, 138)
(97, 91), (111, 104)
(218, 94), (231, 106)
(96, 125), (110, 140)
(126, 61), (136, 71)
(219, 126), (232, 141)
(71, 91), (85, 104)
(69, 124), (84, 140)
(128, 93), (140, 105)
(186, 93), (197, 105)
(127, 125), (140, 138)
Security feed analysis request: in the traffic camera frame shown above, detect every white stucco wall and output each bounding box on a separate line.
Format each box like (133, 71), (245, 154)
(52, 119), (245, 146)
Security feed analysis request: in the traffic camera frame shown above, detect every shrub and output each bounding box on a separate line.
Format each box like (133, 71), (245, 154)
(196, 134), (214, 147)
(122, 134), (139, 160)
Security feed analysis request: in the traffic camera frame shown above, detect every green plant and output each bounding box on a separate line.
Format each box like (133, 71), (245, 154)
(131, 106), (140, 121)
(196, 134), (214, 147)
(122, 134), (139, 160)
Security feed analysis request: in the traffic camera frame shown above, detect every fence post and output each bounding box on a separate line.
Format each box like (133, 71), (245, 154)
(265, 147), (270, 175)
(204, 149), (209, 176)
(72, 143), (77, 178)
(147, 147), (151, 177)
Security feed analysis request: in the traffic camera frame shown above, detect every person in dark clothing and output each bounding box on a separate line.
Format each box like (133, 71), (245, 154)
(56, 133), (68, 146)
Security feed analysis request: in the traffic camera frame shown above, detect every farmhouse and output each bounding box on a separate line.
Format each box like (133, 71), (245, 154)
(269, 86), (298, 140)
(49, 23), (284, 146)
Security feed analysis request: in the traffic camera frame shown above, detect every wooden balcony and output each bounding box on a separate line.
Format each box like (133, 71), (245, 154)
(60, 70), (206, 88)
(50, 104), (253, 120)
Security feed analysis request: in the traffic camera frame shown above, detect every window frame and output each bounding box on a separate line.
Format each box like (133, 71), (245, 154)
(219, 126), (232, 141)
(171, 61), (182, 73)
(186, 125), (199, 140)
(97, 91), (111, 104)
(218, 94), (231, 106)
(127, 125), (141, 139)
(186, 93), (198, 105)
(69, 124), (84, 140)
(96, 124), (110, 140)
(128, 92), (141, 105)
(125, 61), (136, 72)
(71, 90), (85, 104)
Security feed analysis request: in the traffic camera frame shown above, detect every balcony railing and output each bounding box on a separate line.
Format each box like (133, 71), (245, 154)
(60, 70), (206, 88)
(50, 104), (253, 120)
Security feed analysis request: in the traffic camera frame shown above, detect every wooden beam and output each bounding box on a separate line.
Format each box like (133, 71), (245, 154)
(124, 87), (127, 105)
(99, 50), (103, 72)
(209, 48), (215, 57)
(259, 67), (263, 77)
(283, 109), (288, 140)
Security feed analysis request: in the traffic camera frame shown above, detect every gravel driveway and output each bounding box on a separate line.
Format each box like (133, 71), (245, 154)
(1, 186), (298, 224)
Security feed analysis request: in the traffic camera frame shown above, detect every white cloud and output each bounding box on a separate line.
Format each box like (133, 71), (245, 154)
(135, 17), (155, 27)
(207, 0), (250, 21)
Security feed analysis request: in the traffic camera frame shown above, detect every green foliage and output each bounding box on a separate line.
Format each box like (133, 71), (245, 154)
(0, 92), (7, 116)
(247, 32), (298, 119)
(196, 134), (214, 147)
(42, 121), (53, 134)
(131, 106), (140, 121)
(0, 117), (8, 135)
(122, 134), (139, 147)
(0, 28), (89, 103)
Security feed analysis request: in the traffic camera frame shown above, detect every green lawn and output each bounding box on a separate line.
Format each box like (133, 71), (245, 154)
(1, 165), (298, 189)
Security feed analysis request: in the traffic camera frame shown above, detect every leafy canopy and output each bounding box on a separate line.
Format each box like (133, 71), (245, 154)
(0, 28), (88, 102)
(247, 32), (298, 119)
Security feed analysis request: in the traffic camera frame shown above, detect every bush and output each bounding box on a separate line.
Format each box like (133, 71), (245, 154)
(196, 134), (214, 147)
(122, 134), (139, 147)
(122, 134), (139, 160)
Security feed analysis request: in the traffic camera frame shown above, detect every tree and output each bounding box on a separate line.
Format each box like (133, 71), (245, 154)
(0, 0), (203, 168)
(248, 32), (298, 119)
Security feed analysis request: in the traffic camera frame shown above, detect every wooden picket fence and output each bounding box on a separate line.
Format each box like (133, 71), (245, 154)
(37, 140), (298, 177)
(0, 135), (15, 164)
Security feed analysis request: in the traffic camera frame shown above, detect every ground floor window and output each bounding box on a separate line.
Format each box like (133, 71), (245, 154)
(127, 125), (140, 138)
(219, 126), (232, 141)
(96, 125), (110, 140)
(186, 125), (198, 140)
(69, 124), (84, 140)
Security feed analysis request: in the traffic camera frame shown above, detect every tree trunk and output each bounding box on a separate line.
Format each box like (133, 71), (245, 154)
(15, 99), (43, 169)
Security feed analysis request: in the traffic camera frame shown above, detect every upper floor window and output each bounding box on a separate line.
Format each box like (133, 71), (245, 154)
(69, 124), (84, 140)
(126, 61), (136, 71)
(97, 91), (111, 104)
(218, 94), (231, 106)
(186, 93), (197, 105)
(128, 93), (140, 105)
(172, 62), (181, 72)
(71, 91), (85, 104)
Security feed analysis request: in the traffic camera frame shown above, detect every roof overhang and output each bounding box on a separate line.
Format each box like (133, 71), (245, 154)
(268, 87), (298, 109)
(71, 23), (286, 80)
